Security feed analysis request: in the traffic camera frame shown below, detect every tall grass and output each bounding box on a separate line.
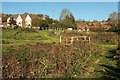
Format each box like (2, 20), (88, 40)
(2, 29), (118, 78)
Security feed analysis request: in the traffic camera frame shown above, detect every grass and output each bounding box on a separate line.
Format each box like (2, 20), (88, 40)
(2, 28), (119, 78)
(86, 44), (118, 78)
(2, 29), (61, 46)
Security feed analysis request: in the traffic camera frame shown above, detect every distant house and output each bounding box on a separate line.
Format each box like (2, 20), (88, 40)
(2, 22), (7, 27)
(7, 14), (23, 27)
(67, 28), (73, 30)
(21, 14), (32, 28)
(77, 24), (88, 28)
(104, 25), (112, 30)
(86, 27), (90, 31)
(77, 24), (90, 31)
(7, 14), (46, 28)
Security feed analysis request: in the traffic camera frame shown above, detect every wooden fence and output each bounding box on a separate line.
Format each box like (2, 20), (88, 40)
(60, 36), (91, 45)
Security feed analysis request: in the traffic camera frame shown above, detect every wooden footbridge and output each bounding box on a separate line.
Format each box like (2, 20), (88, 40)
(59, 36), (91, 45)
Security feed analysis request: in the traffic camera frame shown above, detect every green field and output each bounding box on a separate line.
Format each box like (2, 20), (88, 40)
(2, 28), (119, 79)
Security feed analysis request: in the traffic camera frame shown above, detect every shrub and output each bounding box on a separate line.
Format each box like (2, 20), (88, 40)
(90, 27), (105, 32)
(14, 25), (20, 29)
(2, 40), (103, 78)
(2, 40), (9, 44)
(18, 28), (38, 32)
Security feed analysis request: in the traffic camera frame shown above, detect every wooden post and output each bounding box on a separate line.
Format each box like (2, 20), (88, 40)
(71, 37), (73, 44)
(84, 36), (86, 41)
(66, 38), (67, 45)
(77, 37), (78, 40)
(42, 27), (44, 30)
(89, 37), (90, 43)
(60, 36), (61, 44)
(79, 37), (81, 41)
(84, 36), (86, 44)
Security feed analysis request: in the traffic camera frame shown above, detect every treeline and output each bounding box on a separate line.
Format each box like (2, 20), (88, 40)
(2, 9), (120, 33)
(106, 12), (120, 33)
(32, 8), (76, 29)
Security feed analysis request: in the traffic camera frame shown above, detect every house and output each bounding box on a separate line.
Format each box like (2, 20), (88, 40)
(77, 24), (88, 28)
(7, 14), (46, 28)
(86, 27), (90, 31)
(67, 28), (73, 30)
(77, 24), (90, 31)
(7, 14), (23, 27)
(21, 14), (32, 28)
(3, 22), (7, 27)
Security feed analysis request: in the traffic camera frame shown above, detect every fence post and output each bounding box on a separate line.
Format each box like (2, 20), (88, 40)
(66, 38), (67, 45)
(77, 37), (78, 40)
(89, 37), (90, 43)
(84, 36), (86, 41)
(42, 27), (44, 30)
(71, 37), (73, 44)
(60, 36), (61, 44)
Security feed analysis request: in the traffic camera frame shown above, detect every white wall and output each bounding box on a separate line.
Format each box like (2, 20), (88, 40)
(25, 15), (32, 28)
(16, 15), (22, 27)
(7, 15), (32, 28)
(7, 17), (10, 26)
(67, 28), (73, 30)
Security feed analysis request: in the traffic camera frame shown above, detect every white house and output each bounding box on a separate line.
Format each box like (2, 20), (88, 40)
(24, 15), (32, 28)
(16, 15), (22, 27)
(7, 14), (23, 27)
(21, 14), (32, 28)
(67, 28), (73, 30)
(7, 14), (45, 28)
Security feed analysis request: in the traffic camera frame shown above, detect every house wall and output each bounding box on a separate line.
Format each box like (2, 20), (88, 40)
(7, 17), (10, 26)
(42, 17), (46, 20)
(25, 15), (32, 28)
(7, 14), (32, 28)
(16, 15), (22, 27)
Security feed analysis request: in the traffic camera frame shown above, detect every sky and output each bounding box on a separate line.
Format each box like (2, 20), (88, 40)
(2, 2), (118, 21)
(1, 0), (120, 2)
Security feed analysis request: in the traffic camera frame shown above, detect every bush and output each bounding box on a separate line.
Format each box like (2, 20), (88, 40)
(90, 32), (118, 45)
(18, 28), (38, 32)
(14, 25), (20, 29)
(2, 40), (9, 44)
(90, 27), (105, 32)
(2, 40), (103, 78)
(32, 18), (49, 28)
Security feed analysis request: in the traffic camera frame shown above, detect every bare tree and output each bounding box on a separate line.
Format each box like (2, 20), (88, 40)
(109, 12), (118, 21)
(59, 8), (72, 21)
